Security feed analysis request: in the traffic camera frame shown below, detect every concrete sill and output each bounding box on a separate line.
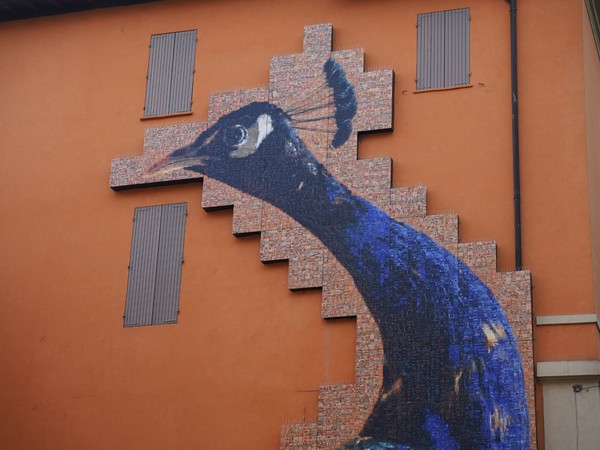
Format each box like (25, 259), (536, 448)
(414, 84), (472, 94)
(140, 111), (193, 121)
(537, 360), (600, 379)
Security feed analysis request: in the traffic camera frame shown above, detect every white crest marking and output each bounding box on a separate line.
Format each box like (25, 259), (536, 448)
(255, 114), (273, 149)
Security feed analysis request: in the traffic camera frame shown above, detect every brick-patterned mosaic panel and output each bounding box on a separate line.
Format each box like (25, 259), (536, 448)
(111, 23), (535, 450)
(110, 122), (206, 189)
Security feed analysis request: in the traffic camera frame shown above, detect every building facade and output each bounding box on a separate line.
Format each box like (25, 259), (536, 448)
(1, 0), (598, 448)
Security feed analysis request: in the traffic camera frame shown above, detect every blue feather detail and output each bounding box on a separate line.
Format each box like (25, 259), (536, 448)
(324, 58), (358, 148)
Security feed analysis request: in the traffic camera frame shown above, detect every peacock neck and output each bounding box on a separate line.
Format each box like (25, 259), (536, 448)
(263, 163), (406, 312)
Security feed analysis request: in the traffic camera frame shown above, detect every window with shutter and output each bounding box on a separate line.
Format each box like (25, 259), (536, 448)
(124, 203), (187, 327)
(416, 8), (470, 91)
(144, 30), (197, 117)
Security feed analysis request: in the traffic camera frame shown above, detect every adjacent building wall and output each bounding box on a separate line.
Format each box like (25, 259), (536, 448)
(584, 0), (600, 316)
(519, 0), (597, 363)
(543, 378), (600, 450)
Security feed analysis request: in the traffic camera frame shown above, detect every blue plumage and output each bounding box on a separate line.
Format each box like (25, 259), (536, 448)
(149, 58), (529, 449)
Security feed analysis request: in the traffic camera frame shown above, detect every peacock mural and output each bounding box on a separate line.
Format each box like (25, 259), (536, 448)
(111, 24), (534, 449)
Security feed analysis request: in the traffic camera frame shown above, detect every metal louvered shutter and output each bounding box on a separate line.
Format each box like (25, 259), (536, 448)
(144, 30), (197, 117)
(124, 203), (187, 327)
(416, 8), (470, 90)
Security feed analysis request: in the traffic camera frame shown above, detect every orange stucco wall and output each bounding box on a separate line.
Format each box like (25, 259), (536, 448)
(0, 0), (596, 448)
(518, 1), (593, 320)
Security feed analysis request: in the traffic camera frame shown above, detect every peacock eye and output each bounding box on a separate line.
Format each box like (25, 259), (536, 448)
(222, 124), (248, 147)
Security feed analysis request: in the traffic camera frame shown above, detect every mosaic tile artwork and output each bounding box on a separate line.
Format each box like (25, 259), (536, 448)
(111, 23), (535, 449)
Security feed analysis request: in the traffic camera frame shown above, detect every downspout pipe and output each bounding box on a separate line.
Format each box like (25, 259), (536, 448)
(510, 0), (523, 270)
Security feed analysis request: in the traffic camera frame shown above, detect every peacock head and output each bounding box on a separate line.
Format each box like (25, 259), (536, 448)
(148, 101), (298, 191)
(148, 58), (357, 198)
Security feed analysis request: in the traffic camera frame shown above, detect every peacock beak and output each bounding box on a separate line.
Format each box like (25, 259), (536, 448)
(145, 125), (221, 178)
(146, 144), (211, 177)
